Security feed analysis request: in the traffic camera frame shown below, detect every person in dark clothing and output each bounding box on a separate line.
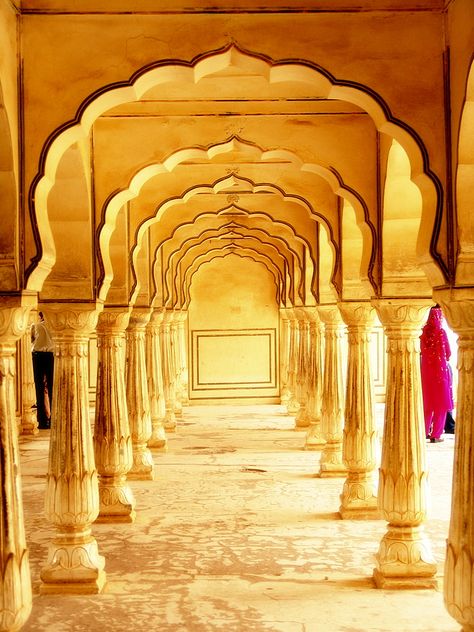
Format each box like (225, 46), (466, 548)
(31, 311), (54, 430)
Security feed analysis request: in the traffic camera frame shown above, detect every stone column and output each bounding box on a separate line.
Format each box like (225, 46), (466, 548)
(40, 303), (106, 594)
(126, 309), (154, 480)
(20, 312), (38, 435)
(338, 302), (379, 519)
(170, 312), (183, 418)
(279, 309), (291, 406)
(435, 290), (474, 627)
(0, 302), (33, 630)
(146, 309), (167, 450)
(286, 310), (300, 414)
(176, 310), (189, 407)
(94, 308), (135, 523)
(317, 304), (347, 478)
(295, 310), (311, 429)
(161, 310), (177, 432)
(304, 308), (325, 450)
(372, 299), (436, 589)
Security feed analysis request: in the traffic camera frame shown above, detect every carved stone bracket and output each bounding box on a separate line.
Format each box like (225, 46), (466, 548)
(372, 299), (436, 589)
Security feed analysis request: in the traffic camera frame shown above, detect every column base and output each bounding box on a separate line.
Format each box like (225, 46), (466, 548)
(373, 568), (438, 590)
(286, 399), (300, 414)
(148, 423), (168, 449)
(295, 410), (310, 429)
(164, 412), (177, 432)
(304, 423), (326, 450)
(97, 483), (136, 523)
(318, 467), (348, 478)
(128, 448), (155, 480)
(373, 524), (438, 589)
(40, 534), (106, 595)
(339, 504), (382, 520)
(318, 442), (346, 477)
(20, 410), (38, 435)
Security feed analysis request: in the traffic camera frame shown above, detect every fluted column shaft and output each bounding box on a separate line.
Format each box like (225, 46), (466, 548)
(435, 290), (474, 629)
(20, 313), (37, 435)
(94, 309), (135, 523)
(40, 303), (106, 594)
(126, 309), (154, 480)
(338, 302), (379, 519)
(305, 308), (325, 450)
(372, 299), (436, 589)
(176, 311), (189, 407)
(295, 309), (311, 429)
(286, 310), (300, 414)
(317, 305), (347, 477)
(161, 311), (177, 432)
(0, 303), (32, 631)
(279, 309), (291, 406)
(146, 309), (167, 450)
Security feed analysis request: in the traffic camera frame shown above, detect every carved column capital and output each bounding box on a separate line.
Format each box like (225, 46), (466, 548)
(339, 301), (375, 328)
(96, 307), (131, 334)
(149, 308), (165, 328)
(317, 303), (343, 326)
(371, 299), (432, 332)
(40, 302), (102, 337)
(128, 308), (152, 330)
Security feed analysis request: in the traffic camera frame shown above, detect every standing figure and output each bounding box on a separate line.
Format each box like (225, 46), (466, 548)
(420, 305), (453, 443)
(31, 311), (54, 429)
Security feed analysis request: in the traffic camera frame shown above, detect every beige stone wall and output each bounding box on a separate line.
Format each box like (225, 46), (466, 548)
(188, 254), (279, 403)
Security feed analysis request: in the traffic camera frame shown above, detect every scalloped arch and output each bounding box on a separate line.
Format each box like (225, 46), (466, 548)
(26, 43), (446, 292)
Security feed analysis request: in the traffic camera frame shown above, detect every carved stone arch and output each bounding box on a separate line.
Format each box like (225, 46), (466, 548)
(27, 44), (445, 295)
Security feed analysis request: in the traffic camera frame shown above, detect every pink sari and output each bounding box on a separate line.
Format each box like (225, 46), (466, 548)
(420, 307), (453, 438)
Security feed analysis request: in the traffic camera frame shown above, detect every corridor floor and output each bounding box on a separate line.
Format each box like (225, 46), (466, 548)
(20, 405), (459, 632)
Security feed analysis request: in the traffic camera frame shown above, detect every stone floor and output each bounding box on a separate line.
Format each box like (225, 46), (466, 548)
(19, 404), (459, 631)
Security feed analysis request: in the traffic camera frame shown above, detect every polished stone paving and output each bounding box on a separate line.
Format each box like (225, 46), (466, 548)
(20, 404), (459, 631)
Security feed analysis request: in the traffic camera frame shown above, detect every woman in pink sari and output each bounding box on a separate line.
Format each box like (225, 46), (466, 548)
(420, 306), (453, 443)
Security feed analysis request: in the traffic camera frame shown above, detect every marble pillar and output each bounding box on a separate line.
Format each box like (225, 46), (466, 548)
(146, 309), (167, 450)
(372, 299), (437, 589)
(0, 302), (33, 630)
(286, 310), (300, 414)
(40, 303), (106, 594)
(176, 311), (189, 407)
(304, 308), (326, 450)
(161, 310), (177, 432)
(435, 290), (474, 627)
(170, 312), (183, 418)
(94, 308), (135, 523)
(126, 309), (154, 480)
(295, 310), (311, 429)
(19, 313), (38, 435)
(317, 304), (347, 478)
(279, 309), (291, 406)
(338, 302), (380, 519)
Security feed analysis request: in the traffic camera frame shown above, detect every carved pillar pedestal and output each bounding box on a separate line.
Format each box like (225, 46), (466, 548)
(317, 305), (347, 477)
(435, 290), (474, 627)
(176, 311), (189, 407)
(146, 309), (167, 450)
(295, 309), (310, 429)
(286, 310), (300, 414)
(161, 310), (177, 432)
(372, 299), (436, 589)
(126, 309), (154, 481)
(20, 313), (38, 435)
(0, 302), (33, 630)
(40, 304), (106, 595)
(304, 308), (325, 450)
(338, 302), (380, 519)
(279, 309), (291, 406)
(94, 309), (135, 523)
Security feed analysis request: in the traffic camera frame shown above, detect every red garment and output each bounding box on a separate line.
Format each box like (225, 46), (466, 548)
(420, 307), (453, 438)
